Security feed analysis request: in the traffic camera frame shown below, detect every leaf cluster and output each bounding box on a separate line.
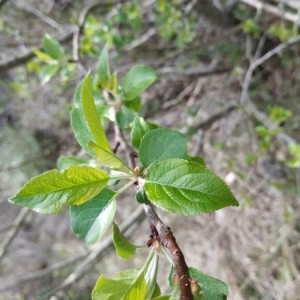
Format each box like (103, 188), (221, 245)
(9, 45), (238, 299)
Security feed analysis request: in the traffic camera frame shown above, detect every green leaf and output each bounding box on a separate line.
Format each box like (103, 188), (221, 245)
(255, 125), (270, 138)
(241, 19), (260, 37)
(26, 59), (40, 73)
(124, 96), (141, 112)
(131, 116), (159, 149)
(81, 72), (112, 152)
(70, 188), (116, 244)
(186, 154), (205, 166)
(287, 143), (300, 168)
(150, 283), (162, 299)
(144, 252), (159, 299)
(123, 271), (147, 300)
(40, 64), (59, 85)
(152, 296), (170, 300)
(106, 72), (118, 94)
(139, 128), (187, 168)
(97, 44), (111, 87)
(112, 222), (137, 259)
(92, 269), (147, 300)
(43, 34), (64, 60)
(144, 159), (238, 215)
(116, 106), (136, 129)
(9, 166), (109, 214)
(89, 141), (132, 174)
(122, 65), (157, 100)
(33, 49), (55, 63)
(189, 267), (228, 300)
(92, 274), (132, 300)
(57, 155), (88, 171)
(71, 73), (113, 156)
(71, 83), (95, 156)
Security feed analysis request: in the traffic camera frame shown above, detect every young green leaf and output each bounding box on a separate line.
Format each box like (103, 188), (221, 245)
(71, 73), (113, 156)
(9, 166), (109, 214)
(112, 222), (137, 259)
(89, 141), (133, 174)
(70, 188), (116, 244)
(122, 270), (147, 300)
(287, 143), (300, 168)
(122, 65), (157, 100)
(92, 269), (147, 300)
(71, 82), (96, 156)
(92, 274), (132, 300)
(97, 44), (111, 87)
(43, 34), (64, 60)
(131, 116), (159, 149)
(144, 159), (238, 215)
(57, 155), (88, 171)
(106, 72), (118, 94)
(144, 251), (159, 299)
(40, 64), (59, 85)
(33, 49), (55, 63)
(139, 128), (187, 168)
(189, 267), (228, 300)
(81, 72), (112, 152)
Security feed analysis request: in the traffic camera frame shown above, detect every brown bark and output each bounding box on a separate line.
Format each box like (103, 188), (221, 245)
(144, 203), (193, 300)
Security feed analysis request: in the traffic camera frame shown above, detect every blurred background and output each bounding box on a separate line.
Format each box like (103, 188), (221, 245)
(0, 0), (300, 299)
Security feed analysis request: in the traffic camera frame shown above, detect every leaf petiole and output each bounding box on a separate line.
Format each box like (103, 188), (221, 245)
(116, 179), (135, 195)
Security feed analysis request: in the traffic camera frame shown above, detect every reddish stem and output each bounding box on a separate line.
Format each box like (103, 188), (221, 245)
(144, 203), (193, 300)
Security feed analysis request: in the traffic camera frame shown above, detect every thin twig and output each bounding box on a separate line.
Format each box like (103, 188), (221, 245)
(240, 34), (299, 146)
(0, 208), (30, 260)
(162, 79), (197, 110)
(240, 34), (300, 104)
(240, 0), (300, 24)
(114, 123), (137, 169)
(0, 253), (88, 292)
(144, 203), (193, 300)
(13, 0), (62, 29)
(123, 28), (157, 51)
(159, 64), (231, 77)
(72, 1), (108, 63)
(186, 104), (238, 135)
(72, 0), (132, 62)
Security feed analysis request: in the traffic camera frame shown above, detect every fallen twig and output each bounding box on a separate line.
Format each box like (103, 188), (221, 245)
(241, 34), (300, 105)
(13, 0), (62, 30)
(240, 34), (300, 146)
(186, 104), (238, 135)
(240, 0), (300, 24)
(0, 208), (30, 260)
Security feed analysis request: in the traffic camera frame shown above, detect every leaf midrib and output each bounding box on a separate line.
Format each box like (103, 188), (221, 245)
(16, 178), (107, 198)
(146, 179), (223, 198)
